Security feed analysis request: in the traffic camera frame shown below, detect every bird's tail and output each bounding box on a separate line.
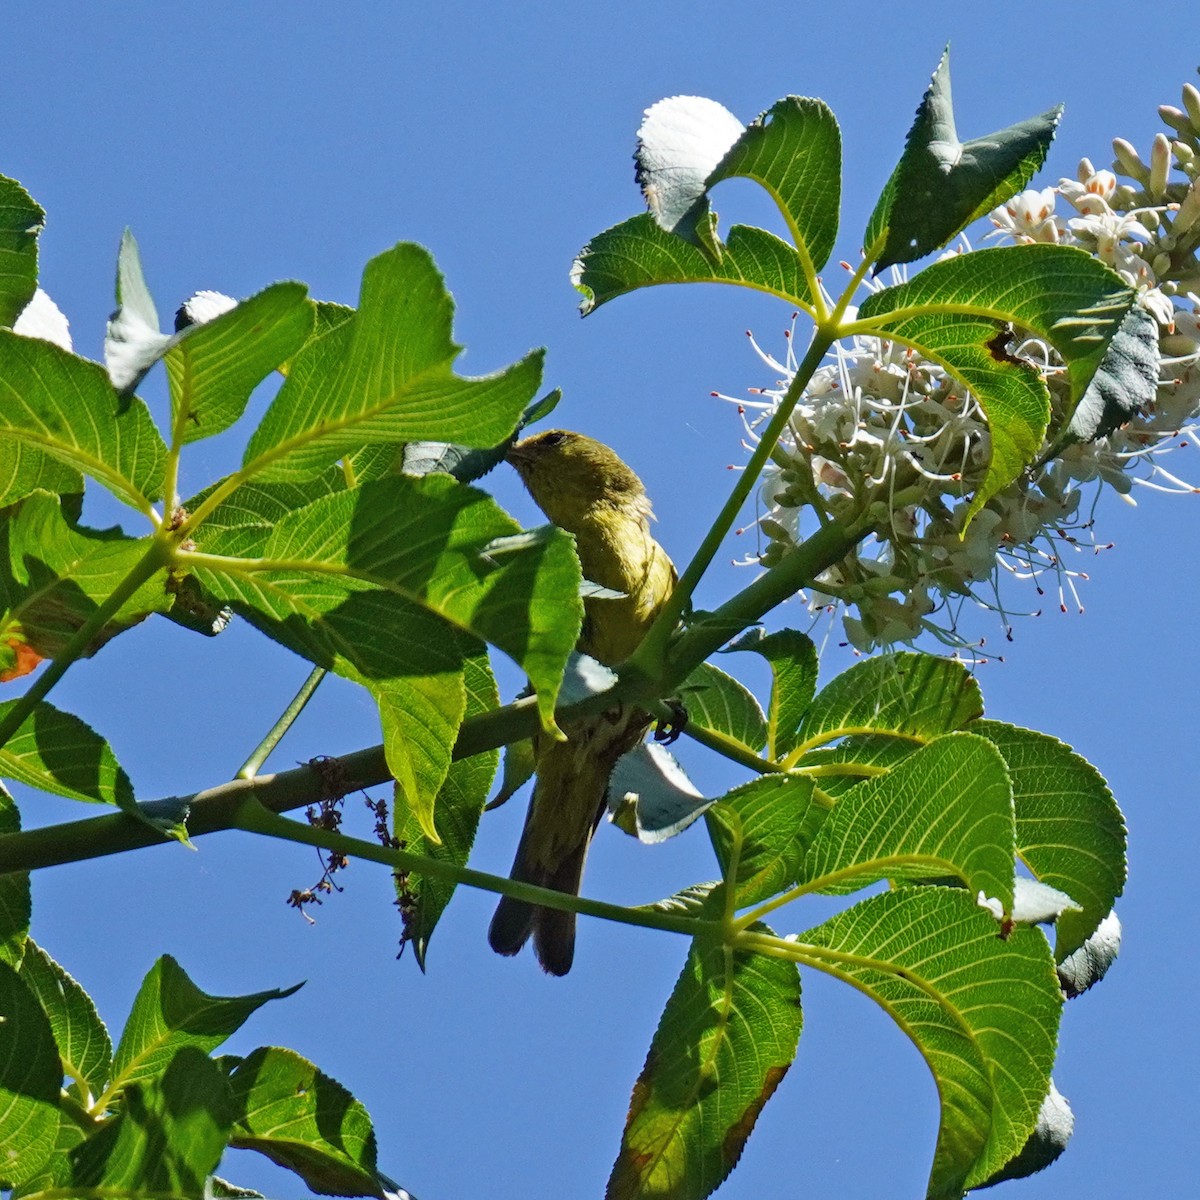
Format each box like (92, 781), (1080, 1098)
(487, 820), (591, 977)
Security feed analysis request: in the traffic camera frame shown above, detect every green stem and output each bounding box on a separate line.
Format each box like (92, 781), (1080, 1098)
(233, 797), (716, 939)
(0, 537), (175, 753)
(629, 329), (838, 677)
(236, 666), (328, 779)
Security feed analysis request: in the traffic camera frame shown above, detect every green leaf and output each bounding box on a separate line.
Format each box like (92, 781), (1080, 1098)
(70, 1046), (233, 1194)
(109, 956), (300, 1098)
(395, 646), (500, 967)
(0, 439), (80, 509)
(0, 699), (136, 810)
(705, 774), (824, 907)
(164, 281), (313, 444)
(607, 925), (801, 1200)
(0, 960), (61, 1188)
(0, 492), (170, 681)
(857, 243), (1133, 518)
(0, 785), (28, 966)
(228, 1046), (382, 1197)
(797, 887), (1061, 1197)
(678, 662), (766, 755)
(18, 941), (112, 1103)
(0, 330), (167, 512)
(972, 719), (1125, 958)
(801, 732), (1015, 906)
(789, 652), (982, 762)
(573, 214), (814, 314)
(707, 96), (841, 275)
(866, 49), (1062, 271)
(0, 174), (44, 328)
(242, 243), (544, 481)
(725, 628), (817, 759)
(191, 475), (581, 831)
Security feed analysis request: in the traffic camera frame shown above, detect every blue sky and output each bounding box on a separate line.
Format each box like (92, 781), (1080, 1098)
(3, 4), (1198, 1197)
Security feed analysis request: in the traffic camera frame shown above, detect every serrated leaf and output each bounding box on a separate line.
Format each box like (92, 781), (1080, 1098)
(789, 652), (982, 762)
(1062, 303), (1159, 444)
(635, 96), (746, 236)
(18, 941), (112, 1102)
(802, 733), (1014, 907)
(725, 628), (817, 760)
(797, 887), (1061, 1197)
(0, 699), (136, 812)
(0, 786), (28, 966)
(0, 440), (80, 509)
(0, 960), (61, 1187)
(573, 215), (814, 314)
(190, 475), (580, 833)
(0, 174), (44, 328)
(976, 1080), (1074, 1187)
(971, 719), (1125, 957)
(109, 956), (300, 1098)
(705, 773), (824, 907)
(228, 1047), (382, 1197)
(607, 926), (801, 1200)
(678, 661), (766, 755)
(0, 492), (170, 681)
(857, 243), (1133, 518)
(70, 1046), (233, 1194)
(0, 329), (167, 511)
(242, 243), (543, 481)
(395, 646), (500, 968)
(707, 96), (841, 274)
(608, 742), (709, 842)
(866, 49), (1062, 270)
(1056, 910), (1121, 998)
(164, 281), (313, 444)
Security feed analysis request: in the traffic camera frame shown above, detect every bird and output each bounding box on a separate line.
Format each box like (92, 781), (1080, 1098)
(488, 430), (676, 975)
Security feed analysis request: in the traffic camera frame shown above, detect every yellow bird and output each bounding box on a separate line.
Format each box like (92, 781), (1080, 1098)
(488, 430), (676, 975)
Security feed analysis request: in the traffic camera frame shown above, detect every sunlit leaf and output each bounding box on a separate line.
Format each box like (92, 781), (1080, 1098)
(0, 961), (61, 1187)
(243, 243), (543, 480)
(109, 956), (300, 1097)
(608, 922), (801, 1200)
(395, 647), (500, 967)
(18, 941), (112, 1103)
(164, 281), (313, 444)
(801, 732), (1015, 907)
(228, 1047), (382, 1197)
(0, 329), (166, 512)
(725, 628), (817, 759)
(706, 773), (823, 907)
(972, 719), (1125, 957)
(678, 661), (766, 755)
(797, 887), (1061, 1196)
(70, 1046), (233, 1193)
(0, 174), (44, 328)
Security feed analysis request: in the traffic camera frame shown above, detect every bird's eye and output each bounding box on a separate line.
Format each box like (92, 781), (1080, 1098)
(541, 431), (569, 447)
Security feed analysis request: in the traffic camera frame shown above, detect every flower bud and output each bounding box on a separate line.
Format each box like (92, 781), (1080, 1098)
(1112, 137), (1149, 184)
(1158, 105), (1192, 138)
(1184, 82), (1200, 130)
(1174, 178), (1200, 233)
(1150, 133), (1173, 199)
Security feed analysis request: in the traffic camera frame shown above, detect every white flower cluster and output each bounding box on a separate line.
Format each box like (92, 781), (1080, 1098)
(733, 82), (1200, 654)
